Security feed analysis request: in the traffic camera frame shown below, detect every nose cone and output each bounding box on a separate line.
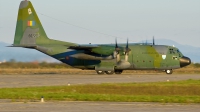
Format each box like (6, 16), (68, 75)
(180, 56), (191, 67)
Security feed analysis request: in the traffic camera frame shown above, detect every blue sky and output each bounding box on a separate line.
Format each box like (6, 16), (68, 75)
(1, 0), (200, 47)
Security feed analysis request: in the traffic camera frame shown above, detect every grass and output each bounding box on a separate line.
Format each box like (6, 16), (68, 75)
(0, 79), (200, 103)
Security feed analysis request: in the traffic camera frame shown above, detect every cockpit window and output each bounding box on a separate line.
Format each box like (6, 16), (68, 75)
(169, 48), (175, 54)
(169, 48), (184, 58)
(177, 49), (183, 57)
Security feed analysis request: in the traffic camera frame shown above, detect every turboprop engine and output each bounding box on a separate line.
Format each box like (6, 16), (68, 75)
(114, 39), (131, 69)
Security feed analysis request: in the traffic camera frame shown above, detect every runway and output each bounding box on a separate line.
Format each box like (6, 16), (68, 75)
(0, 74), (200, 112)
(0, 74), (200, 88)
(0, 100), (200, 112)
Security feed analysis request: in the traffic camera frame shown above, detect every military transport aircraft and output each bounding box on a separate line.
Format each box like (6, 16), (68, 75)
(12, 0), (191, 74)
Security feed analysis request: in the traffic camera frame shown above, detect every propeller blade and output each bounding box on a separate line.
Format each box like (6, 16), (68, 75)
(126, 38), (128, 49)
(124, 38), (130, 61)
(125, 38), (131, 53)
(115, 38), (120, 51)
(115, 38), (118, 48)
(153, 36), (155, 45)
(114, 38), (121, 62)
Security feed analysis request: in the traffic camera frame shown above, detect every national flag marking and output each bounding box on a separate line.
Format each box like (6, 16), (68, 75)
(27, 21), (35, 26)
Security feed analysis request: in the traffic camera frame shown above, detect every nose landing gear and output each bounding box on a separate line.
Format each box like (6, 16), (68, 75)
(165, 69), (173, 74)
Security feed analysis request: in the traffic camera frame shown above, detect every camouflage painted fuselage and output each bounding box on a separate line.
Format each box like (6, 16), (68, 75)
(12, 1), (191, 74)
(50, 44), (183, 70)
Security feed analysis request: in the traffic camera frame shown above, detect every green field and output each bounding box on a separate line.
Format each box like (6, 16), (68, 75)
(0, 79), (200, 103)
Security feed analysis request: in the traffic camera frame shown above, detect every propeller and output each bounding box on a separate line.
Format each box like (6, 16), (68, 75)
(124, 38), (131, 55)
(114, 38), (131, 62)
(124, 38), (131, 61)
(115, 38), (120, 52)
(114, 38), (121, 62)
(153, 36), (155, 45)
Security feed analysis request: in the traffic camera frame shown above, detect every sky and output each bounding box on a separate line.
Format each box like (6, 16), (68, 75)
(1, 0), (200, 47)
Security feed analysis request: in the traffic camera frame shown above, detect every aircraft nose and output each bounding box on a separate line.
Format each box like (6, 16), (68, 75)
(180, 56), (191, 67)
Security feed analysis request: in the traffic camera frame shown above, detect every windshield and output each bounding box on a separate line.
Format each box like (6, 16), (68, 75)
(169, 48), (183, 57)
(177, 49), (183, 57)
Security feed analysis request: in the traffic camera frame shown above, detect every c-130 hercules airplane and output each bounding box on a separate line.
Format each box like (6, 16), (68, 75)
(12, 0), (191, 74)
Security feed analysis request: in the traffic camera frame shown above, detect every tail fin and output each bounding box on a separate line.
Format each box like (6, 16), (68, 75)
(14, 0), (50, 46)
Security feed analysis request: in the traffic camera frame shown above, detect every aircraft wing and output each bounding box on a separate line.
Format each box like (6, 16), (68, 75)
(68, 44), (115, 56)
(68, 44), (100, 50)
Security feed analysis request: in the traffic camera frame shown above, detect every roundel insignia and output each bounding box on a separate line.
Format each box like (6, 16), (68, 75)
(162, 55), (166, 60)
(66, 56), (69, 60)
(28, 8), (32, 15)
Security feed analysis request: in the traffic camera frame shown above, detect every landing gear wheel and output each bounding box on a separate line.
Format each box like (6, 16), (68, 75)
(105, 71), (114, 75)
(165, 69), (173, 74)
(96, 71), (105, 75)
(115, 70), (123, 74)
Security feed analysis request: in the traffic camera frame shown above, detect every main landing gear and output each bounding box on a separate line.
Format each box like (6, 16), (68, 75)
(96, 70), (123, 75)
(165, 69), (173, 74)
(114, 70), (123, 74)
(96, 70), (105, 74)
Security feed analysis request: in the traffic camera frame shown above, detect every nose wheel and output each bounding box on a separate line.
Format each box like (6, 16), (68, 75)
(165, 69), (173, 74)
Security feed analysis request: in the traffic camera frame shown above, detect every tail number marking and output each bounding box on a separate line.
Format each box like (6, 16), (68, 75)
(28, 33), (40, 38)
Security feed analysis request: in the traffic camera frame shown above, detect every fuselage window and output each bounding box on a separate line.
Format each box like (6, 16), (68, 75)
(172, 56), (178, 60)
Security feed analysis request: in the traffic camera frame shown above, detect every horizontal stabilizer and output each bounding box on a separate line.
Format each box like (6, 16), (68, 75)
(8, 44), (37, 49)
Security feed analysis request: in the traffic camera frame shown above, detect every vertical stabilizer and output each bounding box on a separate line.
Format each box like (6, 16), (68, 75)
(14, 1), (50, 46)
